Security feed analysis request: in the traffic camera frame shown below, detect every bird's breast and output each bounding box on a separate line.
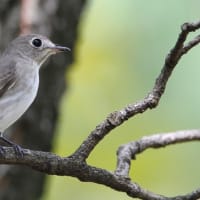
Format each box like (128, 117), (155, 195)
(0, 68), (39, 131)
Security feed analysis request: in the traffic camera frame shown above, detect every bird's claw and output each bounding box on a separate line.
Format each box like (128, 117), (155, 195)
(12, 143), (25, 158)
(0, 144), (24, 158)
(0, 146), (6, 157)
(0, 136), (24, 158)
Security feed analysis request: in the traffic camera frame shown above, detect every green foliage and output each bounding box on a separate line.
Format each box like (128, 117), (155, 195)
(43, 1), (200, 199)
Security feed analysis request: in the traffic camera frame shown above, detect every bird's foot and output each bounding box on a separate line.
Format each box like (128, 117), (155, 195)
(0, 136), (24, 158)
(0, 145), (6, 157)
(11, 143), (24, 158)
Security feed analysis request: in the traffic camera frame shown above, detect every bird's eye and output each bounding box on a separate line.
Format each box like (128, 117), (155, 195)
(32, 38), (42, 48)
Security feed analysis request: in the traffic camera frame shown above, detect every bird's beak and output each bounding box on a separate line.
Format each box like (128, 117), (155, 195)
(49, 45), (71, 53)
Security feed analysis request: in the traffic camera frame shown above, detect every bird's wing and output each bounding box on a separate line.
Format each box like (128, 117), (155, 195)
(0, 61), (17, 97)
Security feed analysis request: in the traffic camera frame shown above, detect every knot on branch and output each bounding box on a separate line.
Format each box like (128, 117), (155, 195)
(107, 111), (125, 126)
(145, 93), (159, 109)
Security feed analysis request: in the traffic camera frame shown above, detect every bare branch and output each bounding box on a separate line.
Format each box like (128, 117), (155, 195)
(1, 129), (200, 200)
(115, 129), (200, 176)
(0, 148), (167, 200)
(72, 20), (200, 160)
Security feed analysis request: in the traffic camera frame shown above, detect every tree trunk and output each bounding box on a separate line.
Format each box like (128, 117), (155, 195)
(0, 0), (87, 199)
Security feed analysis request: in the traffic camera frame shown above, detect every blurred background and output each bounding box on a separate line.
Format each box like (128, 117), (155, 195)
(1, 0), (200, 200)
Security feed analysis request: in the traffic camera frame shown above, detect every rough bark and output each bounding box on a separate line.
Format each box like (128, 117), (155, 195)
(0, 0), (87, 199)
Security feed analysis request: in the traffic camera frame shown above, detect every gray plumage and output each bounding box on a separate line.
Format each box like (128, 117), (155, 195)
(0, 34), (69, 133)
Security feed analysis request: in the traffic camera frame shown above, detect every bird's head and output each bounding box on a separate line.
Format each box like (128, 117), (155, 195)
(4, 34), (70, 66)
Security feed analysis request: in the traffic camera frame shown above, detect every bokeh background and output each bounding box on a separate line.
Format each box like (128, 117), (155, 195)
(43, 0), (200, 199)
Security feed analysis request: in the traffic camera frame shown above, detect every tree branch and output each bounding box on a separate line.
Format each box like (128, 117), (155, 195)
(115, 129), (200, 177)
(1, 20), (200, 199)
(72, 20), (200, 160)
(1, 129), (200, 200)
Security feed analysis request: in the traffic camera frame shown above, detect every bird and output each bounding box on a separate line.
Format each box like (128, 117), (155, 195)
(0, 34), (70, 157)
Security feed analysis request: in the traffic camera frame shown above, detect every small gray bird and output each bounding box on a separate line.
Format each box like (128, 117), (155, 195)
(0, 34), (70, 156)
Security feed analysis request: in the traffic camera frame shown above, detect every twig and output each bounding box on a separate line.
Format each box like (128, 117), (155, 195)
(115, 129), (200, 176)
